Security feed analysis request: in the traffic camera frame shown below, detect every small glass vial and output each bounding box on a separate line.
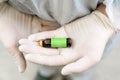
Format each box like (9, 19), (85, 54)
(38, 38), (72, 48)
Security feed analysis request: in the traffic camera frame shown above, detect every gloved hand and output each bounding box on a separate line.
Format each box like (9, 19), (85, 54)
(19, 10), (116, 75)
(0, 3), (59, 72)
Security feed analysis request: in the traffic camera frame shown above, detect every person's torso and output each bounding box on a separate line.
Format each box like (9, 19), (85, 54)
(8, 0), (103, 25)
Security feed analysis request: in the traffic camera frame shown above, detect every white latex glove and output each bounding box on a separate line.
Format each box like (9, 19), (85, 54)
(0, 3), (59, 72)
(19, 10), (116, 75)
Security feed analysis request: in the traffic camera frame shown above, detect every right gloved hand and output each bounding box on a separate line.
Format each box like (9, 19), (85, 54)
(0, 3), (60, 72)
(19, 10), (116, 75)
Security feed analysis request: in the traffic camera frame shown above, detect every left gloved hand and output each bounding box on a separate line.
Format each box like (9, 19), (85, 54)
(0, 2), (59, 73)
(19, 10), (116, 75)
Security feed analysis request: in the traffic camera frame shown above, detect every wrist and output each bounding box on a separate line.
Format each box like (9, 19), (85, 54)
(96, 4), (116, 34)
(97, 4), (108, 18)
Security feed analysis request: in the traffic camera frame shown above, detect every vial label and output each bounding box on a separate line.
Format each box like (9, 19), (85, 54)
(51, 38), (67, 48)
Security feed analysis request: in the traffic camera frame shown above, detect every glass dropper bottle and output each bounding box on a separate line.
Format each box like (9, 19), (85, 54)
(38, 38), (72, 48)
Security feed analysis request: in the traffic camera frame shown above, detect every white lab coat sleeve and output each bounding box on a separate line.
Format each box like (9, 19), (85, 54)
(104, 0), (120, 31)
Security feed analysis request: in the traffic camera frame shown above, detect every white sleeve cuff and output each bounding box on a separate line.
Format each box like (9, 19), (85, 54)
(104, 0), (120, 31)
